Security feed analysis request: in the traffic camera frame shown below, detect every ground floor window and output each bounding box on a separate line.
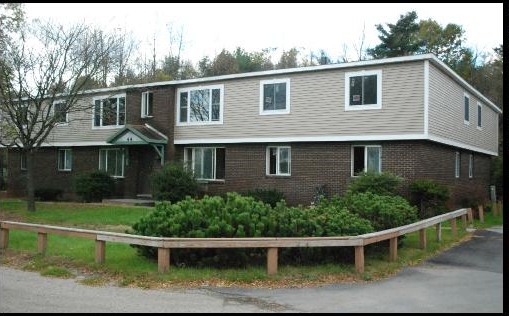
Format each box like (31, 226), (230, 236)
(352, 145), (381, 176)
(266, 146), (291, 176)
(58, 149), (72, 171)
(184, 147), (225, 180)
(99, 148), (125, 177)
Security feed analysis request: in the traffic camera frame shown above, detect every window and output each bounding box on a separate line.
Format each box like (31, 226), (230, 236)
(352, 145), (381, 176)
(468, 154), (473, 178)
(18, 101), (28, 128)
(455, 151), (461, 178)
(266, 146), (291, 176)
(99, 148), (125, 177)
(477, 102), (482, 129)
(93, 95), (126, 128)
(259, 78), (290, 114)
(20, 153), (27, 170)
(58, 149), (72, 171)
(177, 85), (223, 124)
(141, 91), (153, 118)
(53, 101), (68, 125)
(345, 70), (382, 111)
(464, 93), (470, 124)
(184, 147), (225, 180)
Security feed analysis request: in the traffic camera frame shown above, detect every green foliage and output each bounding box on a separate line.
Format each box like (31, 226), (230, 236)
(151, 162), (199, 203)
(34, 188), (63, 201)
(74, 171), (114, 203)
(343, 192), (418, 231)
(492, 155), (503, 199)
(245, 188), (285, 207)
(346, 171), (403, 196)
(409, 179), (450, 219)
(129, 193), (373, 267)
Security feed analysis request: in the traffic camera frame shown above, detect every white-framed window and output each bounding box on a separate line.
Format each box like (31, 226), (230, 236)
(99, 148), (125, 177)
(259, 78), (290, 115)
(57, 149), (72, 171)
(141, 91), (153, 118)
(345, 70), (382, 111)
(93, 94), (126, 128)
(455, 151), (461, 178)
(468, 154), (473, 178)
(351, 145), (381, 176)
(463, 93), (470, 125)
(266, 146), (291, 176)
(20, 153), (27, 170)
(477, 102), (482, 129)
(18, 101), (29, 129)
(184, 147), (225, 180)
(53, 101), (69, 125)
(177, 85), (223, 125)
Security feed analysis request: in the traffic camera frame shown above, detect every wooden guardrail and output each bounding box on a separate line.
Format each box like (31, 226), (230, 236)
(0, 208), (472, 275)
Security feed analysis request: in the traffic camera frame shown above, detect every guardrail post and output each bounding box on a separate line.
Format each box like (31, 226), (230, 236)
(450, 218), (457, 239)
(267, 247), (278, 275)
(478, 205), (484, 223)
(435, 223), (442, 242)
(389, 237), (398, 261)
(419, 228), (427, 249)
(158, 248), (170, 273)
(461, 215), (467, 229)
(354, 246), (364, 273)
(492, 201), (498, 216)
(467, 208), (473, 225)
(497, 201), (502, 216)
(0, 228), (8, 249)
(95, 240), (105, 264)
(37, 232), (47, 254)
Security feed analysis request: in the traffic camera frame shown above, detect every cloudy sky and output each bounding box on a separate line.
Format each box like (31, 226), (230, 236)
(24, 3), (503, 64)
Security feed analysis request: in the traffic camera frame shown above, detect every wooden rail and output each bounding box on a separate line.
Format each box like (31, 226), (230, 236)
(0, 208), (471, 275)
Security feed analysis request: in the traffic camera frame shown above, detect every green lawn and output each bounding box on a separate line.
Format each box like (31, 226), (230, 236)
(0, 199), (503, 288)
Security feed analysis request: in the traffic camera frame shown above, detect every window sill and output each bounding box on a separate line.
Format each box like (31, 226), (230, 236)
(197, 179), (225, 184)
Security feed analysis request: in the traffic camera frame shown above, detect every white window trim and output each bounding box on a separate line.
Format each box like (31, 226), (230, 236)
(266, 146), (291, 176)
(98, 148), (125, 178)
(184, 147), (225, 181)
(468, 154), (473, 178)
(259, 78), (291, 115)
(351, 145), (382, 177)
(57, 148), (72, 171)
(477, 102), (482, 130)
(141, 91), (153, 118)
(53, 100), (69, 126)
(463, 92), (470, 125)
(345, 70), (382, 111)
(20, 153), (27, 170)
(92, 94), (126, 129)
(455, 151), (461, 178)
(176, 84), (224, 126)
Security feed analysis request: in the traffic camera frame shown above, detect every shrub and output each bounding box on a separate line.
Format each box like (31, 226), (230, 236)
(74, 171), (114, 202)
(245, 188), (285, 207)
(151, 161), (200, 203)
(409, 179), (450, 219)
(35, 188), (63, 201)
(346, 171), (403, 196)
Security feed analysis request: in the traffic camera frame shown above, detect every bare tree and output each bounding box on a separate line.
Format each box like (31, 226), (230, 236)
(0, 19), (120, 211)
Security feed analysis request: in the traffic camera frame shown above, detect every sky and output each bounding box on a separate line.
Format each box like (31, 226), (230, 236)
(23, 3), (504, 64)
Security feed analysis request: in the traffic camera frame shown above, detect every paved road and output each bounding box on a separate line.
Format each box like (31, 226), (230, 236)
(0, 227), (503, 313)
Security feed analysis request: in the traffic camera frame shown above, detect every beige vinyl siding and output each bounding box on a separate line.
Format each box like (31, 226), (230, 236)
(44, 92), (125, 144)
(175, 61), (425, 142)
(428, 63), (499, 154)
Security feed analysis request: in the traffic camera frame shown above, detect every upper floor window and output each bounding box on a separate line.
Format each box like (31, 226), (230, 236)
(184, 147), (225, 180)
(99, 148), (125, 177)
(455, 151), (461, 178)
(141, 91), (153, 118)
(468, 154), (473, 178)
(463, 93), (470, 125)
(352, 145), (381, 176)
(259, 78), (290, 115)
(266, 146), (291, 176)
(53, 101), (68, 125)
(345, 70), (382, 111)
(177, 85), (223, 125)
(93, 94), (126, 128)
(58, 149), (72, 171)
(477, 102), (482, 129)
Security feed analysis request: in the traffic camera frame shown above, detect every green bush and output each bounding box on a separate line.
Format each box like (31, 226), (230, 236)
(35, 188), (63, 201)
(245, 188), (285, 207)
(409, 179), (450, 219)
(346, 171), (403, 196)
(151, 162), (199, 203)
(74, 171), (114, 202)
